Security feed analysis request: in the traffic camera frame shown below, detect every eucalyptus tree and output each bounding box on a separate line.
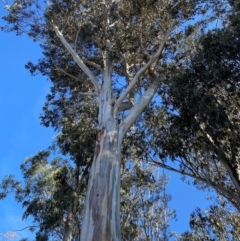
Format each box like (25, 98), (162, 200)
(1, 0), (225, 239)
(120, 162), (176, 241)
(143, 0), (240, 212)
(1, 151), (85, 241)
(179, 196), (240, 241)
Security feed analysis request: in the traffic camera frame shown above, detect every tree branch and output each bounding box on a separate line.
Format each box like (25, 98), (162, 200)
(119, 76), (158, 135)
(148, 160), (240, 212)
(53, 24), (101, 92)
(197, 120), (240, 194)
(121, 191), (141, 230)
(83, 59), (102, 71)
(12, 225), (39, 232)
(115, 28), (171, 108)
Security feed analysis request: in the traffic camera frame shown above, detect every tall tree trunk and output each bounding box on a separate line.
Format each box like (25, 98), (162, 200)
(80, 120), (122, 241)
(80, 59), (123, 240)
(63, 191), (79, 241)
(63, 211), (74, 241)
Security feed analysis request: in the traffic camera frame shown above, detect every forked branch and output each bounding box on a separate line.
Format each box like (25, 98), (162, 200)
(119, 75), (158, 135)
(53, 24), (101, 92)
(115, 28), (171, 108)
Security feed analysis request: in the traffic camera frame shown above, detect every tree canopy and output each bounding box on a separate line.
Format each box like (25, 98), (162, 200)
(1, 0), (239, 240)
(146, 0), (240, 212)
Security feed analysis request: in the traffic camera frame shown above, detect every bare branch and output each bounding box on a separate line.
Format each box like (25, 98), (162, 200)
(12, 225), (39, 232)
(197, 120), (240, 194)
(121, 190), (141, 230)
(74, 24), (81, 50)
(53, 24), (101, 92)
(83, 59), (103, 71)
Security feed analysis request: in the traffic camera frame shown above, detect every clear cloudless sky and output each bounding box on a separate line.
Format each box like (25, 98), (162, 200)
(0, 4), (215, 240)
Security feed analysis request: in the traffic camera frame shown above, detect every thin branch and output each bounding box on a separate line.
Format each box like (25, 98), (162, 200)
(197, 120), (240, 194)
(109, 20), (120, 28)
(74, 23), (81, 50)
(12, 226), (39, 232)
(148, 160), (240, 212)
(53, 24), (101, 92)
(139, 24), (150, 59)
(121, 191), (141, 230)
(83, 59), (103, 71)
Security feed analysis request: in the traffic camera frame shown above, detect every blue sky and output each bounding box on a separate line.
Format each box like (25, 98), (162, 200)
(0, 6), (54, 239)
(0, 4), (216, 240)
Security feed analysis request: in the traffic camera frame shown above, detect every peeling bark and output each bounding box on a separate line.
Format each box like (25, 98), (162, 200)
(80, 120), (122, 241)
(80, 56), (123, 240)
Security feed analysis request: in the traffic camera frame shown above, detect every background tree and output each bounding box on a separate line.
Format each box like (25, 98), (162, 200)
(179, 196), (240, 241)
(141, 0), (240, 212)
(0, 148), (176, 241)
(0, 97), (176, 240)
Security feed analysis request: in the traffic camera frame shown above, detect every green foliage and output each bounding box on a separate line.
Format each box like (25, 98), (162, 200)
(1, 151), (83, 241)
(143, 0), (240, 212)
(180, 197), (240, 240)
(0, 150), (175, 240)
(121, 161), (176, 240)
